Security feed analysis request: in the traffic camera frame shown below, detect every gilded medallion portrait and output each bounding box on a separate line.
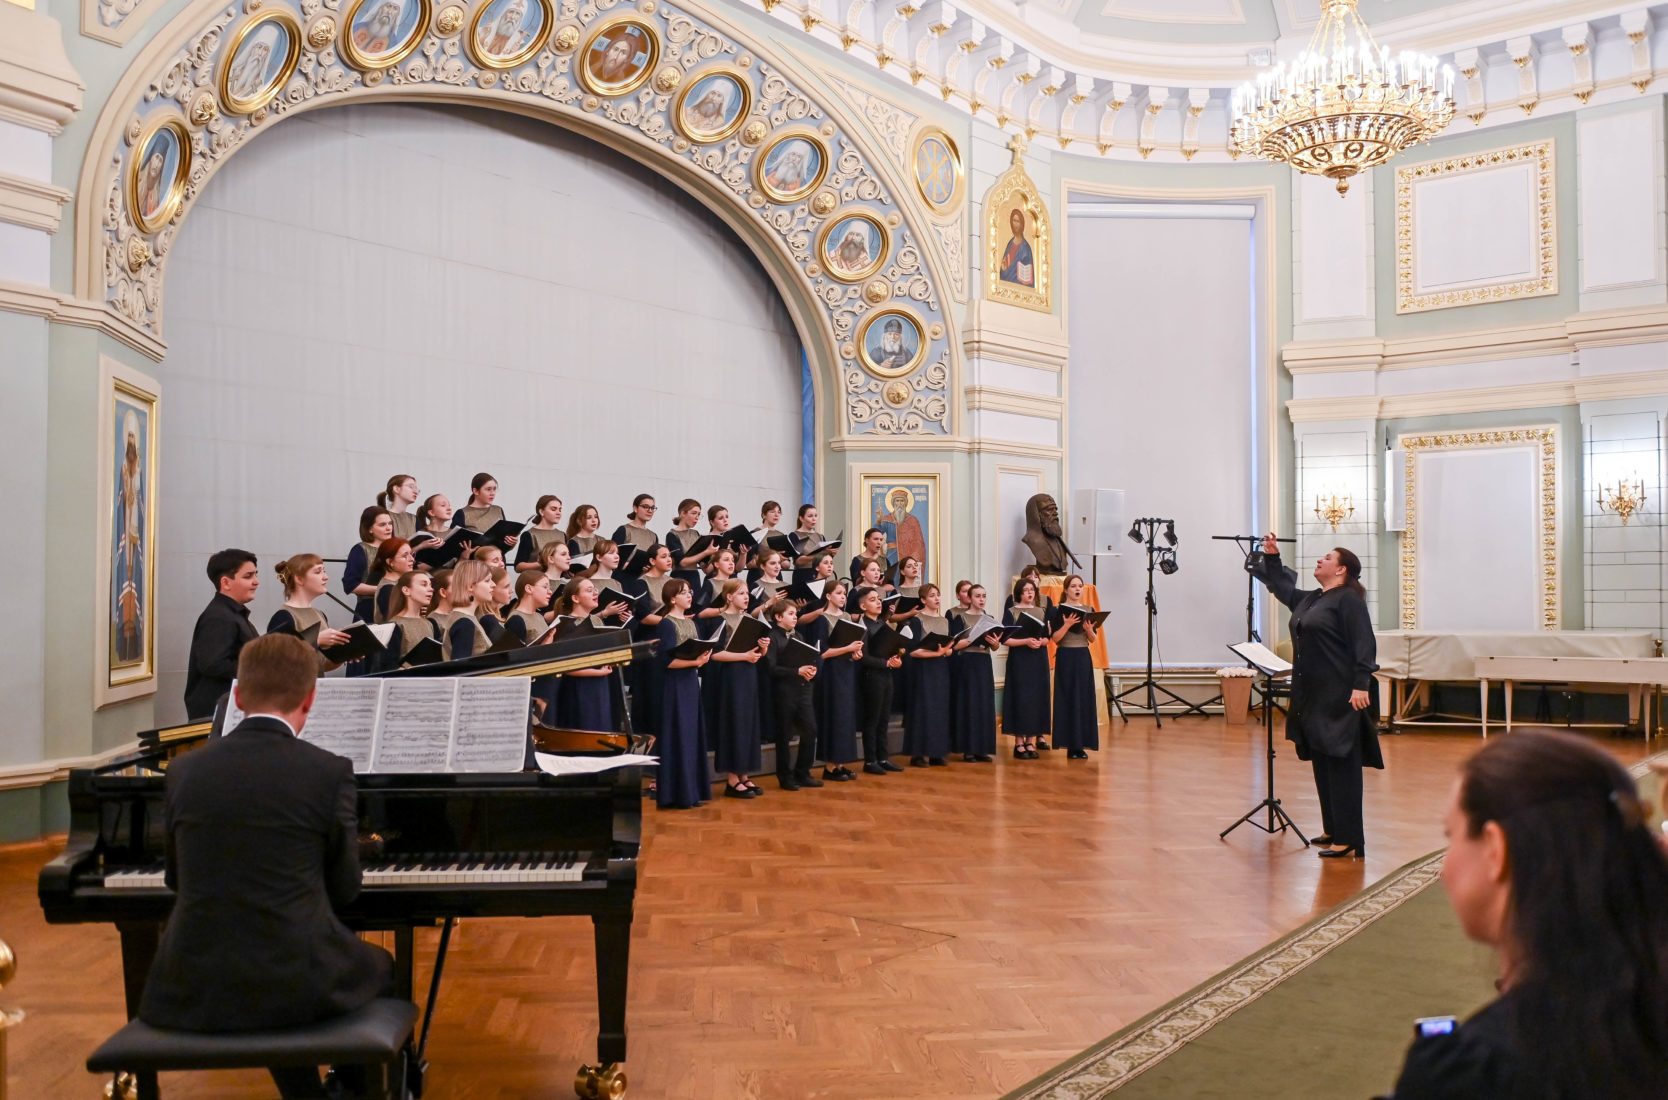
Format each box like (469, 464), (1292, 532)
(675, 69), (750, 143)
(755, 132), (827, 204)
(858, 309), (925, 378)
(340, 0), (429, 71)
(912, 127), (963, 215)
(578, 18), (658, 96)
(127, 117), (191, 235)
(468, 0), (550, 69)
(219, 13), (301, 115)
(819, 211), (887, 283)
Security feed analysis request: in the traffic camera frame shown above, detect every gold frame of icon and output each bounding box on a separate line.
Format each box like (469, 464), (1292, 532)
(816, 208), (889, 284)
(910, 124), (964, 217)
(576, 15), (661, 96)
(126, 115), (193, 235)
(337, 0), (432, 72)
(465, 0), (554, 70)
(857, 307), (927, 379)
(217, 11), (303, 116)
(753, 128), (830, 206)
(672, 64), (752, 144)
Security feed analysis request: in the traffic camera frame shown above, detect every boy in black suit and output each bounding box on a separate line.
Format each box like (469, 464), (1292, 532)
(182, 548), (262, 719)
(142, 632), (393, 1098)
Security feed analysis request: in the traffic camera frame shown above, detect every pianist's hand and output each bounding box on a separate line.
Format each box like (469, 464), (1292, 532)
(1350, 689), (1370, 711)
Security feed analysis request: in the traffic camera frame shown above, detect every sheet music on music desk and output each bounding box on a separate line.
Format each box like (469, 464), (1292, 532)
(297, 680), (386, 772)
(449, 678), (533, 772)
(1229, 641), (1293, 676)
(372, 680), (459, 772)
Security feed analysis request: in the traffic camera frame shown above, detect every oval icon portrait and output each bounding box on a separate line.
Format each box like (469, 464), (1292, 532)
(819, 210), (887, 283)
(339, 0), (430, 71)
(675, 69), (750, 144)
(219, 12), (301, 116)
(858, 309), (926, 379)
(579, 18), (659, 96)
(127, 117), (192, 235)
(468, 0), (551, 69)
(754, 131), (827, 205)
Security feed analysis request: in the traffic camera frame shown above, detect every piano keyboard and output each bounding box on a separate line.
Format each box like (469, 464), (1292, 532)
(103, 867), (165, 889)
(361, 852), (585, 885)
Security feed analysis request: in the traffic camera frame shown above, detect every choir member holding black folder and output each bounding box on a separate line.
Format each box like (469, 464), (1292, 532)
(378, 474), (419, 542)
(370, 539), (414, 622)
(434, 560), (497, 660)
(853, 586), (905, 774)
(950, 584), (999, 763)
(762, 598), (823, 790)
(514, 495), (565, 573)
(667, 499), (720, 588)
(850, 528), (887, 584)
(1003, 578), (1051, 759)
(705, 580), (770, 798)
(801, 579), (863, 782)
(454, 473), (517, 550)
(267, 554), (352, 670)
(903, 584), (956, 767)
(697, 547), (743, 621)
(654, 579), (713, 810)
(1049, 575), (1102, 759)
(553, 577), (624, 734)
(376, 571), (440, 672)
(752, 549), (789, 607)
(342, 507), (392, 625)
(612, 494), (661, 558)
(565, 504), (602, 560)
(413, 494), (461, 554)
(626, 547), (674, 742)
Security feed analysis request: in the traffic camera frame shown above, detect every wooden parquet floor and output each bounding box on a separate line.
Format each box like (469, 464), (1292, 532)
(0, 719), (1649, 1099)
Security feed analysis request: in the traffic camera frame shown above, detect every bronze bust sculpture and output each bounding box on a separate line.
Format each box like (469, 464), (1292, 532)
(1022, 493), (1079, 575)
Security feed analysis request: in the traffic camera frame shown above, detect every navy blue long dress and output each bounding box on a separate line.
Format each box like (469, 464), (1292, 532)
(1049, 607), (1099, 752)
(902, 615), (952, 759)
(801, 613), (860, 765)
(341, 540), (377, 676)
(949, 611), (997, 756)
(1001, 606), (1051, 739)
(655, 616), (710, 809)
(555, 617), (622, 732)
(706, 614), (763, 776)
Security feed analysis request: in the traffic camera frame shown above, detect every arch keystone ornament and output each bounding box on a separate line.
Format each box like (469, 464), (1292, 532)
(77, 0), (961, 438)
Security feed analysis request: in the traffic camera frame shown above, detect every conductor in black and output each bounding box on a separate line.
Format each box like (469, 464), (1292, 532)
(1251, 533), (1382, 859)
(139, 632), (393, 1098)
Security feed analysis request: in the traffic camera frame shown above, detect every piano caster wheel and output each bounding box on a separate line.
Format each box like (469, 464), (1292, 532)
(573, 1061), (626, 1099)
(104, 1072), (138, 1100)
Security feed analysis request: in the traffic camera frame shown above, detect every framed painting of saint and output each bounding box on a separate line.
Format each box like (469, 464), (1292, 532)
(219, 12), (301, 116)
(126, 116), (191, 235)
(675, 68), (751, 144)
(854, 472), (942, 586)
(983, 146), (1052, 312)
(338, 0), (430, 72)
(578, 17), (659, 96)
(96, 357), (160, 706)
(468, 0), (552, 69)
(754, 130), (827, 205)
(857, 308), (924, 378)
(818, 210), (887, 283)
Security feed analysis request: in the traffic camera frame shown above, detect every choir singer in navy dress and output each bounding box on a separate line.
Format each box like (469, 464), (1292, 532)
(801, 579), (863, 782)
(949, 583), (998, 762)
(653, 579), (712, 809)
(1047, 575), (1100, 758)
(1001, 578), (1051, 759)
(553, 577), (623, 733)
(1251, 533), (1381, 858)
(903, 583), (955, 767)
(705, 579), (768, 799)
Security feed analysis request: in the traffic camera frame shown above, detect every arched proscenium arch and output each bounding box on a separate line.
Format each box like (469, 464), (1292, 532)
(74, 0), (956, 437)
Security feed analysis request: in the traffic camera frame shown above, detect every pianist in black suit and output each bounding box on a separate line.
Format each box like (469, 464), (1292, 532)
(141, 633), (394, 1098)
(182, 548), (261, 720)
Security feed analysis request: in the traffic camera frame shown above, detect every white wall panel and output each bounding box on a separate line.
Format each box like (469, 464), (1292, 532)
(1414, 446), (1541, 631)
(1412, 161), (1538, 295)
(968, 358), (1060, 396)
(971, 408), (1060, 447)
(1294, 171), (1372, 331)
(157, 104), (801, 721)
(1578, 105), (1665, 302)
(1067, 213), (1254, 663)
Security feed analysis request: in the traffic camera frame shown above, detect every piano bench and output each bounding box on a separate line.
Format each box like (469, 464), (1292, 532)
(88, 998), (418, 1099)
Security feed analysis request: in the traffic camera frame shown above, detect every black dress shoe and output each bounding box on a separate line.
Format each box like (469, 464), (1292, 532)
(1013, 746), (1026, 759)
(1310, 835), (1334, 848)
(1023, 749), (1040, 760)
(910, 756), (929, 767)
(1035, 740), (1052, 750)
(1067, 749), (1088, 760)
(863, 761), (888, 775)
(973, 754), (993, 763)
(928, 757), (948, 767)
(723, 783), (756, 799)
(824, 766), (856, 782)
(879, 759), (904, 772)
(1318, 844), (1364, 859)
(777, 774), (801, 791)
(795, 771), (825, 788)
(962, 754), (977, 763)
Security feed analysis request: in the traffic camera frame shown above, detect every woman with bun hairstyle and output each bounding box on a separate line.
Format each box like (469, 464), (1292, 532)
(267, 553), (352, 669)
(378, 474), (419, 541)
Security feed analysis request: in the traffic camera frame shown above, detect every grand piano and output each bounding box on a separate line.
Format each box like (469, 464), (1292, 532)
(38, 627), (652, 1100)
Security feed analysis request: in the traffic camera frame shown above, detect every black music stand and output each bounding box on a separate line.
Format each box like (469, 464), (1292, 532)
(1219, 641), (1309, 846)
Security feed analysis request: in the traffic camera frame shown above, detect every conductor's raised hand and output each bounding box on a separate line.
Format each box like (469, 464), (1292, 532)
(1263, 532), (1280, 556)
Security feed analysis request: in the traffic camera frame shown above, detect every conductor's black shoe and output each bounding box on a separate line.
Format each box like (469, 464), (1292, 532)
(795, 771), (825, 788)
(1318, 844), (1364, 859)
(879, 759), (903, 772)
(1310, 835), (1334, 847)
(777, 774), (801, 791)
(863, 762), (888, 775)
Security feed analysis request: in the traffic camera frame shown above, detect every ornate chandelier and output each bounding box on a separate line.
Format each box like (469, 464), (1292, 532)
(1230, 0), (1455, 196)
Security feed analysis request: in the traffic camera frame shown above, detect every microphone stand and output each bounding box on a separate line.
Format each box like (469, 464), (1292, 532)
(1210, 534), (1293, 718)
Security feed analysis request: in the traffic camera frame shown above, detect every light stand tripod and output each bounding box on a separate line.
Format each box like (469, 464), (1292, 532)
(1219, 643), (1308, 845)
(1110, 517), (1208, 729)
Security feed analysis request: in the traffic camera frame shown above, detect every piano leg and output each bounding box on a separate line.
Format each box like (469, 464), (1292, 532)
(115, 923), (161, 1100)
(573, 913), (631, 1099)
(393, 926), (415, 1001)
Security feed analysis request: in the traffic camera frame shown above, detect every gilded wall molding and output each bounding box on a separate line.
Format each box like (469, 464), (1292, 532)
(1395, 140), (1558, 315)
(1398, 426), (1559, 631)
(74, 0), (961, 437)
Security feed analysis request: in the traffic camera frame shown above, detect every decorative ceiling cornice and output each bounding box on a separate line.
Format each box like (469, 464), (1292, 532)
(752, 0), (1668, 161)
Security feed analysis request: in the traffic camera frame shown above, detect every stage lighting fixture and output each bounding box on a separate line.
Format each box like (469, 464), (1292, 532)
(1157, 547), (1179, 575)
(1127, 522), (1143, 544)
(1163, 520), (1178, 546)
